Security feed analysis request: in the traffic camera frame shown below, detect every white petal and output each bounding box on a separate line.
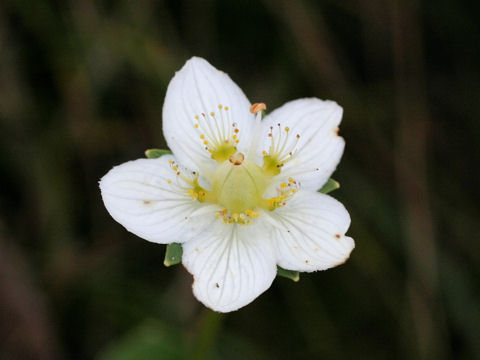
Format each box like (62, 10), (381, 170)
(163, 57), (254, 174)
(266, 190), (354, 272)
(182, 221), (277, 312)
(100, 155), (219, 244)
(261, 98), (345, 190)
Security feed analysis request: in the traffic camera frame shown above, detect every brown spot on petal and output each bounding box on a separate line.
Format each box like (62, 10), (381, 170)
(333, 253), (351, 267)
(335, 233), (341, 239)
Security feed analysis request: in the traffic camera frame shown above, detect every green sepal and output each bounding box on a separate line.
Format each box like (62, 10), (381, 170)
(164, 243), (183, 267)
(145, 148), (172, 159)
(277, 266), (300, 282)
(318, 178), (340, 194)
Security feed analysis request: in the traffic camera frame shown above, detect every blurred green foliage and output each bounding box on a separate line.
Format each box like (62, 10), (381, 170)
(0, 0), (479, 359)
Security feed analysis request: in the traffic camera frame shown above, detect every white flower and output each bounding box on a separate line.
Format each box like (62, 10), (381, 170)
(100, 57), (354, 312)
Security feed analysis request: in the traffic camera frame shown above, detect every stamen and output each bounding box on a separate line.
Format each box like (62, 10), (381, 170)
(216, 208), (260, 225)
(250, 103), (266, 114)
(247, 102), (267, 159)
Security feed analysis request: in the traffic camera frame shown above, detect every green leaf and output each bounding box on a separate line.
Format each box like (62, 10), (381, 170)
(277, 266), (300, 282)
(145, 148), (172, 159)
(318, 178), (340, 194)
(164, 243), (183, 267)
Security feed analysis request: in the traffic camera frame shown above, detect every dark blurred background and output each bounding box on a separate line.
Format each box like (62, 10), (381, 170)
(0, 0), (479, 359)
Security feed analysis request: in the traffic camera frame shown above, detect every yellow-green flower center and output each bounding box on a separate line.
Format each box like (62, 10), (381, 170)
(165, 148), (301, 225)
(212, 153), (268, 214)
(175, 103), (303, 225)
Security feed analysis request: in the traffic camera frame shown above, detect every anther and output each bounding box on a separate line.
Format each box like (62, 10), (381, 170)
(250, 103), (267, 114)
